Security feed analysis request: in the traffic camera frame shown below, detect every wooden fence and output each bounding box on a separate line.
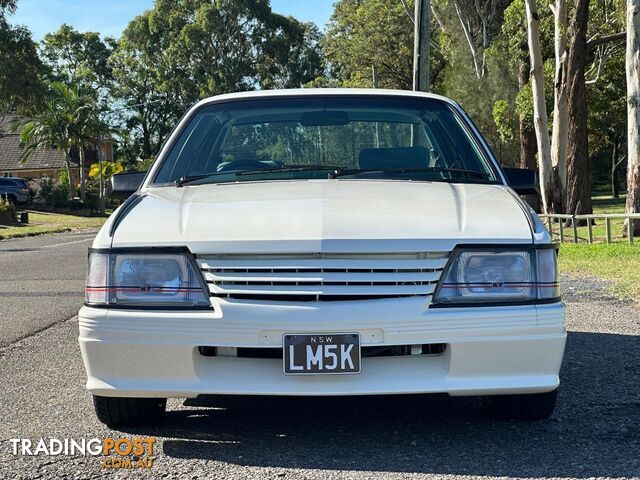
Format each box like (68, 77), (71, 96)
(539, 213), (640, 245)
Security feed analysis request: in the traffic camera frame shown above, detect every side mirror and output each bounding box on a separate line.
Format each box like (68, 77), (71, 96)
(503, 167), (539, 196)
(110, 172), (146, 200)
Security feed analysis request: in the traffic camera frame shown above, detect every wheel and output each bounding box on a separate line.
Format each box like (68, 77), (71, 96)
(93, 395), (166, 428)
(485, 389), (558, 420)
(4, 194), (16, 205)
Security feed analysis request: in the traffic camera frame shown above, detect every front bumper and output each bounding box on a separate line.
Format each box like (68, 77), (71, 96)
(78, 297), (566, 398)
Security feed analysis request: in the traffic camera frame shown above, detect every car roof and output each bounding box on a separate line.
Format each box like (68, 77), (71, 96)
(193, 88), (458, 109)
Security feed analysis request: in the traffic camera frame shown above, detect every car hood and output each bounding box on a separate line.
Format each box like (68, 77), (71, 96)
(107, 180), (533, 253)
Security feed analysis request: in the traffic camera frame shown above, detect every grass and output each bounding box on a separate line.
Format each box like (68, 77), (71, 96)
(0, 211), (107, 240)
(550, 192), (640, 300)
(558, 243), (640, 299)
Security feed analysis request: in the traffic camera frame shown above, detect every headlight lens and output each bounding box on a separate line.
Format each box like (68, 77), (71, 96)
(434, 247), (559, 304)
(85, 252), (210, 307)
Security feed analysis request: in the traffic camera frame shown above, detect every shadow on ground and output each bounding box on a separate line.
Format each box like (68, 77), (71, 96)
(126, 331), (640, 478)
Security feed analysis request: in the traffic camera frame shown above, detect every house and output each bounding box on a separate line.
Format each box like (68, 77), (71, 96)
(0, 115), (114, 182)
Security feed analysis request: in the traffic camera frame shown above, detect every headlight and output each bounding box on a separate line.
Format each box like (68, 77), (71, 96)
(433, 247), (559, 304)
(85, 251), (210, 307)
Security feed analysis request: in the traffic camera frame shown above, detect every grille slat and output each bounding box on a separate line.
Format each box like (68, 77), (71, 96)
(198, 257), (448, 271)
(203, 270), (441, 283)
(197, 253), (449, 301)
(208, 283), (437, 296)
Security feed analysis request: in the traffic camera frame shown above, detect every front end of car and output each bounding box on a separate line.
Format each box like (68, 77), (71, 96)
(78, 243), (565, 404)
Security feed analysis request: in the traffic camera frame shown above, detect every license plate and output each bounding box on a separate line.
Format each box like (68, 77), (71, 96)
(283, 333), (361, 375)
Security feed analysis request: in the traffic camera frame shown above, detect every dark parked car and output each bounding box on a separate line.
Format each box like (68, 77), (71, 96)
(0, 177), (29, 204)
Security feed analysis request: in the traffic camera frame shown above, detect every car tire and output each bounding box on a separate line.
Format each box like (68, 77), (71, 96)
(93, 395), (166, 428)
(485, 389), (558, 420)
(5, 194), (16, 205)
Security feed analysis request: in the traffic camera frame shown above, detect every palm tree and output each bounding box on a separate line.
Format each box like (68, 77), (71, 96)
(16, 82), (96, 200)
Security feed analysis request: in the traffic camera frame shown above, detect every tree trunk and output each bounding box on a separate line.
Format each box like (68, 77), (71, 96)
(565, 0), (593, 222)
(78, 143), (86, 203)
(64, 149), (76, 200)
(550, 0), (569, 213)
(454, 0), (482, 79)
(625, 0), (640, 237)
(611, 139), (620, 198)
(524, 0), (554, 213)
(142, 117), (152, 159)
(518, 59), (542, 211)
(518, 60), (538, 171)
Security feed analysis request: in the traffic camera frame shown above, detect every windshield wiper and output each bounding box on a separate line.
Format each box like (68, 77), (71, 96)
(175, 174), (220, 187)
(330, 167), (491, 180)
(176, 165), (345, 187)
(235, 165), (343, 176)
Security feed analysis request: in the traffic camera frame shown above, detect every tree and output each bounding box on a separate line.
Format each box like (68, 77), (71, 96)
(524, 0), (553, 213)
(40, 24), (114, 91)
(109, 0), (320, 162)
(549, 0), (568, 213)
(17, 83), (96, 200)
(448, 0), (512, 79)
(565, 0), (593, 220)
(89, 160), (123, 214)
(109, 14), (181, 161)
(256, 20), (324, 89)
(0, 0), (45, 111)
(587, 50), (627, 198)
(323, 0), (416, 89)
(488, 0), (551, 174)
(625, 0), (640, 236)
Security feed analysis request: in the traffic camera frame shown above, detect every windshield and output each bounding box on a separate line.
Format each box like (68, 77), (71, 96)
(152, 96), (499, 185)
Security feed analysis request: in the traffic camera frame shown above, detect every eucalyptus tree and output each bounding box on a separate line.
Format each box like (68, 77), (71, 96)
(625, 0), (640, 236)
(523, 0), (553, 212)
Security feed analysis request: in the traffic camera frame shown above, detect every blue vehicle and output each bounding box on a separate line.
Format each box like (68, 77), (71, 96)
(0, 177), (29, 204)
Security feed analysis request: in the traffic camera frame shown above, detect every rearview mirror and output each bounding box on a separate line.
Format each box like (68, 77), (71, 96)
(503, 167), (538, 196)
(110, 172), (146, 200)
(300, 111), (349, 126)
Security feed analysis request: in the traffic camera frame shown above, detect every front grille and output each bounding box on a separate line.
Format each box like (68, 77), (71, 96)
(196, 252), (449, 301)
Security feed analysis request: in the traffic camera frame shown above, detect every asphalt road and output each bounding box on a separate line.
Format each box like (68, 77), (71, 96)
(0, 231), (95, 347)
(0, 233), (638, 479)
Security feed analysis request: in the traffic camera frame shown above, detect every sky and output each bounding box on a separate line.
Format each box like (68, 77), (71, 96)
(10, 0), (335, 41)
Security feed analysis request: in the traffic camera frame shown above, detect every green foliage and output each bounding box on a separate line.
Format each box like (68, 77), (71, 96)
(108, 0), (323, 162)
(0, 1), (45, 111)
(16, 82), (99, 198)
(40, 24), (114, 92)
(0, 195), (16, 217)
(136, 158), (156, 172)
(57, 168), (69, 187)
(492, 99), (515, 142)
(323, 0), (414, 89)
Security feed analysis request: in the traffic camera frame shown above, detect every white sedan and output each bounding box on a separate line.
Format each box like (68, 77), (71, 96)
(79, 89), (565, 427)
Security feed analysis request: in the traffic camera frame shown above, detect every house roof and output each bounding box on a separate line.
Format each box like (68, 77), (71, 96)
(0, 115), (68, 172)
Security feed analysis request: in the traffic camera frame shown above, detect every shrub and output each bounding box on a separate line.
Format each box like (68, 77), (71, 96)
(0, 196), (16, 224)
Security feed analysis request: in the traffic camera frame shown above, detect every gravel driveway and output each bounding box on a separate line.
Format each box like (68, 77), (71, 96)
(0, 276), (638, 479)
